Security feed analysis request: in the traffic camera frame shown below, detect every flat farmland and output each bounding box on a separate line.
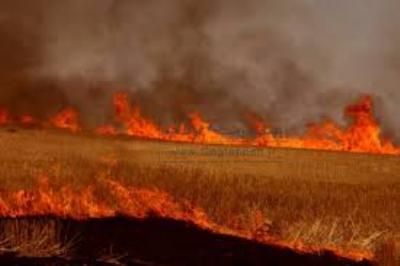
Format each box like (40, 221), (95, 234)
(0, 127), (398, 263)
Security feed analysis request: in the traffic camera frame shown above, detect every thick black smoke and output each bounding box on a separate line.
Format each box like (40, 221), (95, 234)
(1, 0), (400, 138)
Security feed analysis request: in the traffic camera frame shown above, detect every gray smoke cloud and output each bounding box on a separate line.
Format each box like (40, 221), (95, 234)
(1, 0), (400, 138)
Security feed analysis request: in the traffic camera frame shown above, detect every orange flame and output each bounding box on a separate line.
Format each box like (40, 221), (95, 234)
(188, 112), (245, 145)
(0, 175), (215, 231)
(246, 113), (269, 135)
(20, 115), (35, 125)
(0, 108), (10, 125)
(0, 175), (371, 261)
(113, 92), (164, 139)
(0, 92), (398, 155)
(268, 96), (400, 154)
(50, 108), (81, 133)
(111, 93), (399, 155)
(95, 125), (117, 136)
(112, 93), (245, 145)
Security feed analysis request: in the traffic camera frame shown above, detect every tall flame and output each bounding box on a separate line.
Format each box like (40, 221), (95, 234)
(277, 96), (400, 154)
(114, 92), (164, 139)
(0, 92), (398, 155)
(50, 108), (81, 133)
(110, 93), (399, 155)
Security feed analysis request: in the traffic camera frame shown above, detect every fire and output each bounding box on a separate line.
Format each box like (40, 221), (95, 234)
(95, 125), (117, 136)
(0, 174), (371, 261)
(0, 107), (80, 132)
(0, 175), (195, 220)
(110, 93), (400, 155)
(0, 92), (398, 155)
(0, 94), (387, 262)
(341, 96), (393, 153)
(292, 96), (400, 154)
(246, 113), (269, 135)
(50, 108), (81, 133)
(112, 92), (243, 144)
(0, 175), (217, 235)
(0, 108), (10, 125)
(20, 115), (35, 125)
(0, 110), (36, 127)
(251, 96), (394, 152)
(114, 92), (164, 139)
(187, 112), (245, 145)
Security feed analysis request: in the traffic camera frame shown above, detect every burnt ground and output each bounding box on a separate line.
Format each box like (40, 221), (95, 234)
(0, 216), (373, 266)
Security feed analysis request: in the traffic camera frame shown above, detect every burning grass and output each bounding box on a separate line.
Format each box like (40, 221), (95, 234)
(0, 127), (398, 263)
(1, 93), (400, 155)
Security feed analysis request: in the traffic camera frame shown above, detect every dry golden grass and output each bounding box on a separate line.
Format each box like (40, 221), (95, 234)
(0, 127), (399, 262)
(0, 218), (73, 258)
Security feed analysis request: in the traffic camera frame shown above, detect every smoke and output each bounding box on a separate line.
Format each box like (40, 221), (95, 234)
(1, 0), (400, 138)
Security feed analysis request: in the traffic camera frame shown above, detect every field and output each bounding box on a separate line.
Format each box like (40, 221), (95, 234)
(0, 126), (399, 264)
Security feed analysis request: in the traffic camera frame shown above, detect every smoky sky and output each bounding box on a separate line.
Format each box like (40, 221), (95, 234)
(1, 0), (400, 138)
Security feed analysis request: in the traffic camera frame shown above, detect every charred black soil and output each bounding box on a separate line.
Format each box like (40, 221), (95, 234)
(0, 216), (373, 266)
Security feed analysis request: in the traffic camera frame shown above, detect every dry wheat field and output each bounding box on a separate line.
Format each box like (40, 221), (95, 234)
(0, 127), (398, 264)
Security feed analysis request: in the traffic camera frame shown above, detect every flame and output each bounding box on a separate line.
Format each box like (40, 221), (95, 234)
(187, 112), (245, 145)
(111, 93), (399, 155)
(0, 111), (36, 127)
(113, 92), (164, 139)
(0, 94), (388, 262)
(20, 115), (35, 125)
(0, 175), (217, 234)
(258, 96), (400, 155)
(50, 108), (81, 133)
(0, 107), (80, 132)
(0, 174), (371, 261)
(0, 92), (398, 155)
(0, 108), (10, 125)
(246, 113), (269, 135)
(112, 93), (245, 145)
(95, 125), (117, 136)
